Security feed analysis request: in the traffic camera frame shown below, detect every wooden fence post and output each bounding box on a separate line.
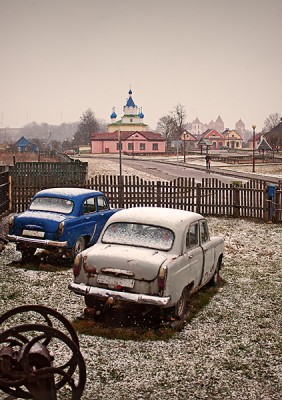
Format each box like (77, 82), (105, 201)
(118, 175), (124, 208)
(232, 183), (241, 218)
(263, 185), (269, 222)
(196, 183), (201, 214)
(156, 181), (161, 207)
(274, 181), (282, 223)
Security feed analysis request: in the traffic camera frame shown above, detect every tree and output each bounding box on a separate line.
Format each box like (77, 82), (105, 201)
(170, 103), (187, 140)
(156, 104), (188, 148)
(262, 113), (281, 133)
(156, 115), (177, 146)
(73, 109), (100, 146)
(263, 113), (281, 152)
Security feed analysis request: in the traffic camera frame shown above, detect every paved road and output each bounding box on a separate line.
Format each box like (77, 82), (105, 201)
(109, 157), (280, 184)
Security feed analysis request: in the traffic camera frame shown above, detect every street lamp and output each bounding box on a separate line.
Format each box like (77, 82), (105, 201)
(118, 128), (122, 178)
(252, 124), (256, 173)
(183, 131), (187, 163)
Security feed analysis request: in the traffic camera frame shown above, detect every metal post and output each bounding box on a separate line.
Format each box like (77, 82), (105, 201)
(118, 128), (122, 178)
(252, 124), (256, 173)
(183, 131), (186, 163)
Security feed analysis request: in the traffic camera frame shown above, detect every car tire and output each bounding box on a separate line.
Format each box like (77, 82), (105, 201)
(163, 287), (189, 321)
(72, 237), (86, 258)
(174, 287), (189, 319)
(209, 260), (221, 286)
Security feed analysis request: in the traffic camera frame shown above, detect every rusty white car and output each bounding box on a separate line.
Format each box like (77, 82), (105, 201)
(69, 207), (224, 319)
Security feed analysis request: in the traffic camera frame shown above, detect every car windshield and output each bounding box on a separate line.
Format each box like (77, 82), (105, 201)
(29, 196), (74, 214)
(102, 222), (174, 251)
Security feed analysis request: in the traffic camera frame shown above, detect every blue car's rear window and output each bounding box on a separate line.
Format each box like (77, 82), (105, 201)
(30, 196), (74, 214)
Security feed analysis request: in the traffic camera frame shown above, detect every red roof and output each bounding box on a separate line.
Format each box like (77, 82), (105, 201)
(92, 130), (165, 141)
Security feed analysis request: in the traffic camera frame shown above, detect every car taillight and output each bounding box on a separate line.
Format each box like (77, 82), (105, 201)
(83, 258), (96, 275)
(158, 265), (168, 292)
(58, 221), (65, 237)
(73, 254), (82, 277)
(8, 215), (14, 231)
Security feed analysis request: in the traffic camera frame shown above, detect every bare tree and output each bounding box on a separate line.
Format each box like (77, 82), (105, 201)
(156, 103), (188, 148)
(73, 109), (100, 146)
(170, 103), (187, 140)
(156, 115), (177, 146)
(262, 113), (281, 132)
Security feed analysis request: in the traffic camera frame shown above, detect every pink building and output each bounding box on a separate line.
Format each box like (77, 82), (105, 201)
(201, 129), (225, 149)
(91, 130), (166, 154)
(91, 88), (166, 154)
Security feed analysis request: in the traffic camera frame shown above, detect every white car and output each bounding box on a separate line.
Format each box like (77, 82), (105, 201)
(69, 207), (224, 319)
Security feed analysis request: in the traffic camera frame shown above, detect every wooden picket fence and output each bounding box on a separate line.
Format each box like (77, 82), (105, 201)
(0, 169), (9, 216)
(10, 161), (88, 212)
(3, 161), (282, 223)
(85, 175), (282, 222)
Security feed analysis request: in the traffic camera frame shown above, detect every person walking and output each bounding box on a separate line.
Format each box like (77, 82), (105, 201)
(205, 155), (211, 170)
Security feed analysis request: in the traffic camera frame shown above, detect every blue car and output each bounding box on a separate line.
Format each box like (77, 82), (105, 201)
(8, 187), (120, 260)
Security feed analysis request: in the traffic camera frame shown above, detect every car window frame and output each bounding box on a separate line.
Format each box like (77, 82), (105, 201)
(186, 222), (199, 250)
(199, 219), (210, 245)
(82, 197), (97, 214)
(97, 195), (110, 211)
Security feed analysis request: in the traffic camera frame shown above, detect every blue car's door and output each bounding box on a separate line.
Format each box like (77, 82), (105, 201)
(81, 195), (116, 246)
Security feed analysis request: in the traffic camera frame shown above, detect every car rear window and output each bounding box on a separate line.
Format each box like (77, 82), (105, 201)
(102, 222), (174, 251)
(30, 196), (74, 214)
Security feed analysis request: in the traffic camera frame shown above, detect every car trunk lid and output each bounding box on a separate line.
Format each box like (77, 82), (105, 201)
(84, 244), (168, 281)
(15, 211), (67, 233)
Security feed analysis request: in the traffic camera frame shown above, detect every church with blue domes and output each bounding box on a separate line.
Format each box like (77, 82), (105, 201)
(108, 88), (148, 133)
(91, 88), (166, 154)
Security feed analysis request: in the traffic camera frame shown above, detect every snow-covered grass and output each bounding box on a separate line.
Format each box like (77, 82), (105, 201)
(0, 217), (281, 400)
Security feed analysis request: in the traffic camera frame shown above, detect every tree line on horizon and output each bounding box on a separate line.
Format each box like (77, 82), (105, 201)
(8, 107), (282, 152)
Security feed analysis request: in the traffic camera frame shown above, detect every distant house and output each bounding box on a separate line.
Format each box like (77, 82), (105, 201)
(91, 131), (166, 155)
(15, 136), (39, 152)
(247, 132), (263, 149)
(201, 129), (225, 149)
(180, 131), (198, 150)
(91, 88), (166, 154)
(264, 118), (282, 151)
(222, 129), (243, 149)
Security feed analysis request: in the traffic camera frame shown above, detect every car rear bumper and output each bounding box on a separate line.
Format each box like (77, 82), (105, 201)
(7, 234), (68, 248)
(68, 282), (171, 307)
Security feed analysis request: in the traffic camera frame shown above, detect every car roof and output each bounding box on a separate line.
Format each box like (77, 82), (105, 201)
(106, 207), (204, 230)
(34, 188), (103, 199)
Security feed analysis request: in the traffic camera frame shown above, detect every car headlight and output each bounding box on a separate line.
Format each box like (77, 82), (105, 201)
(8, 215), (14, 231)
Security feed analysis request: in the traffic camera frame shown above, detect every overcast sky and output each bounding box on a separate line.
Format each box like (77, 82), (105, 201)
(0, 0), (281, 132)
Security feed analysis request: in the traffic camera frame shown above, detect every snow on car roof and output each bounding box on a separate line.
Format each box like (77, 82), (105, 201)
(106, 207), (204, 229)
(35, 188), (103, 198)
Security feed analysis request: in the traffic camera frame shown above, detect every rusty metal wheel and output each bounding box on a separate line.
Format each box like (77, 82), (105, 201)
(0, 305), (86, 400)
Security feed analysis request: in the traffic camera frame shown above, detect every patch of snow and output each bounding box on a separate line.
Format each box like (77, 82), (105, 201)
(0, 218), (281, 400)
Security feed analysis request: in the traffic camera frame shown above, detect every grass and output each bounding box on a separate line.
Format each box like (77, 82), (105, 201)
(72, 280), (224, 341)
(9, 251), (72, 272)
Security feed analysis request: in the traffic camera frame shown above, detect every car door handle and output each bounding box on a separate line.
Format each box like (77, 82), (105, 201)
(189, 255), (193, 259)
(84, 216), (90, 220)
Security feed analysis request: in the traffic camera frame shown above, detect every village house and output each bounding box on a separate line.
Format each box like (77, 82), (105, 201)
(91, 89), (166, 155)
(222, 129), (243, 149)
(201, 129), (225, 150)
(264, 118), (282, 151)
(15, 136), (39, 152)
(247, 132), (263, 149)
